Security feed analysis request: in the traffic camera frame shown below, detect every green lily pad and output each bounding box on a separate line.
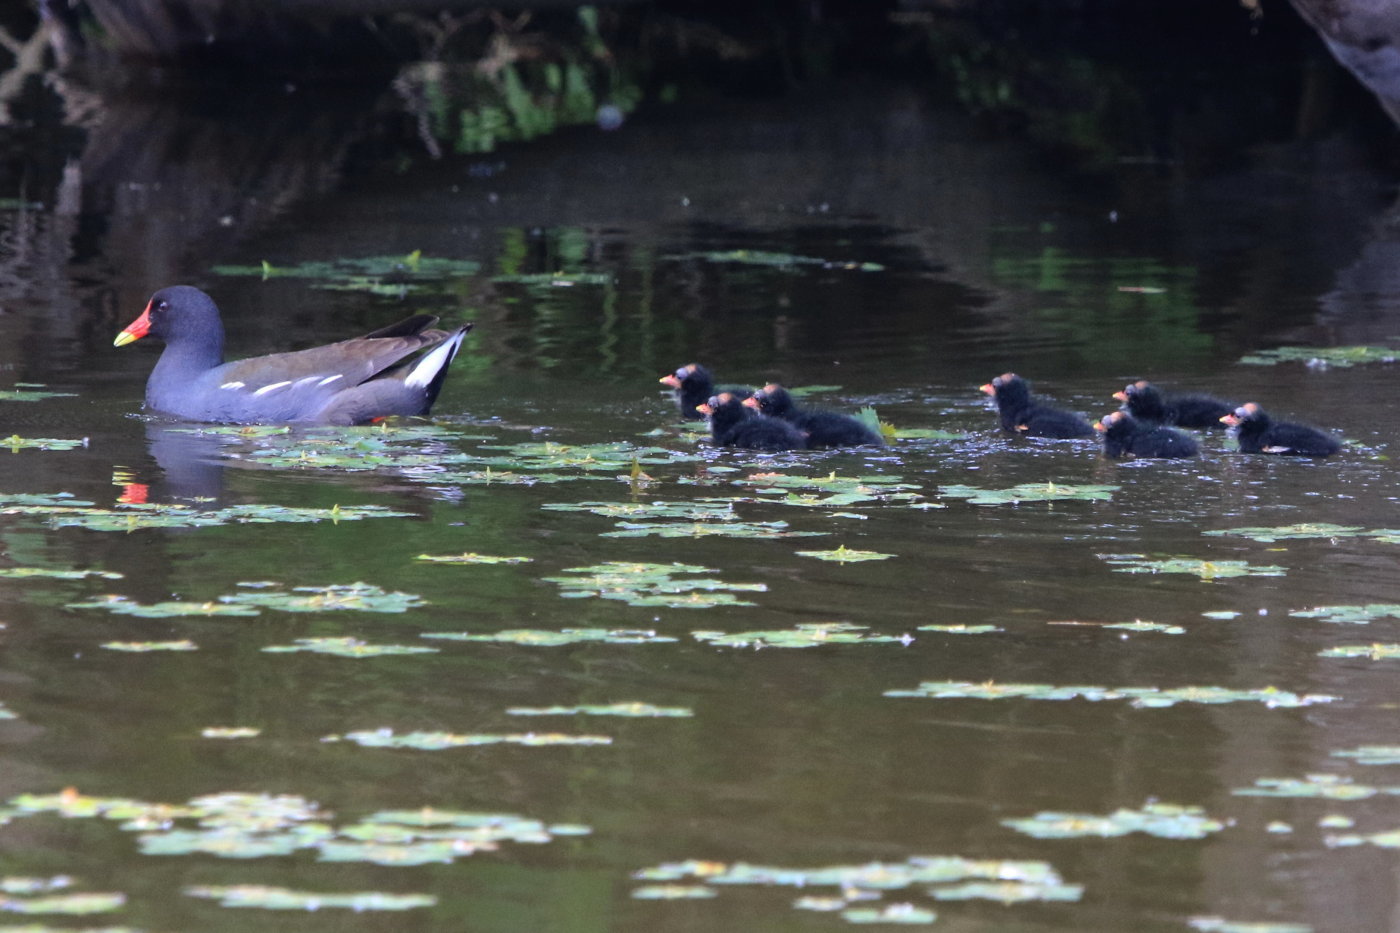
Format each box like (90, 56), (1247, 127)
(1099, 554), (1286, 579)
(422, 628), (678, 646)
(1292, 604), (1400, 625)
(930, 881), (1083, 903)
(0, 568), (122, 581)
(1203, 523), (1367, 543)
(1003, 802), (1225, 839)
(545, 561), (765, 609)
(1239, 345), (1400, 367)
(506, 703), (692, 717)
(693, 623), (906, 649)
(0, 387), (78, 402)
(603, 520), (822, 540)
(201, 727), (261, 739)
(1103, 620), (1186, 634)
(670, 249), (884, 272)
(1233, 775), (1389, 799)
(1324, 828), (1400, 850)
(184, 885), (436, 911)
(491, 271), (613, 286)
(226, 581), (425, 613)
(794, 546), (894, 562)
(631, 886), (717, 900)
(1319, 643), (1400, 659)
(100, 641), (198, 652)
(68, 596), (260, 619)
(542, 500), (739, 521)
(262, 638), (439, 658)
(0, 436), (86, 452)
(842, 904), (937, 925)
(1203, 611), (1243, 619)
(0, 892), (125, 914)
(324, 729), (611, 749)
(415, 553), (534, 565)
(0, 877), (73, 895)
(45, 502), (411, 533)
(940, 482), (1118, 505)
(885, 681), (1336, 708)
(1332, 746), (1400, 765)
(1189, 917), (1314, 933)
(916, 624), (1003, 634)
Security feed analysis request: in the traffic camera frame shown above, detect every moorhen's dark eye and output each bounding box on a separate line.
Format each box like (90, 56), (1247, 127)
(157, 301), (169, 312)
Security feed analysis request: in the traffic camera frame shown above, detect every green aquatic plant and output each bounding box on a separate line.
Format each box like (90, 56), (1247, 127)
(603, 520), (822, 540)
(415, 552), (533, 565)
(930, 881), (1083, 903)
(0, 386), (78, 402)
(225, 582), (426, 613)
(1189, 917), (1313, 933)
(506, 703), (692, 717)
(916, 624), (1003, 634)
(262, 638), (439, 658)
(44, 502), (412, 533)
(1003, 802), (1225, 839)
(841, 904), (937, 925)
(693, 623), (906, 649)
(0, 891), (126, 914)
(545, 562), (765, 609)
(1332, 746), (1400, 765)
(422, 628), (678, 646)
(201, 727), (261, 739)
(184, 885), (436, 911)
(631, 885), (717, 900)
(1319, 644), (1400, 660)
(68, 596), (260, 619)
(0, 436), (86, 452)
(0, 567), (122, 581)
(541, 500), (739, 521)
(794, 546), (895, 562)
(1233, 775), (1388, 799)
(1102, 620), (1186, 634)
(100, 641), (198, 652)
(1291, 604), (1400, 625)
(1098, 554), (1286, 579)
(213, 252), (481, 295)
(1203, 523), (1367, 543)
(884, 681), (1335, 708)
(940, 482), (1118, 505)
(323, 729), (611, 749)
(668, 249), (884, 272)
(1239, 345), (1400, 367)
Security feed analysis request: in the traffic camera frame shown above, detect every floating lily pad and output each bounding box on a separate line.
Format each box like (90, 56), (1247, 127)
(1099, 554), (1286, 579)
(794, 546), (894, 562)
(736, 471), (925, 508)
(542, 500), (739, 521)
(415, 553), (533, 565)
(930, 881), (1083, 903)
(1003, 802), (1225, 839)
(0, 387), (78, 402)
(262, 638), (439, 658)
(670, 249), (884, 272)
(1189, 917), (1314, 933)
(1239, 345), (1400, 367)
(0, 892), (125, 914)
(1319, 644), (1400, 660)
(214, 252), (480, 293)
(45, 502), (411, 532)
(1203, 523), (1367, 543)
(545, 562), (765, 609)
(916, 624), (1003, 634)
(506, 703), (692, 717)
(693, 623), (906, 649)
(491, 271), (613, 286)
(1324, 828), (1400, 850)
(1203, 611), (1243, 620)
(1292, 604), (1400, 625)
(226, 581), (425, 613)
(631, 885), (717, 900)
(1103, 620), (1186, 634)
(842, 904), (937, 925)
(940, 482), (1118, 505)
(0, 436), (86, 452)
(0, 568), (122, 581)
(422, 628), (678, 646)
(603, 520), (822, 539)
(201, 727), (261, 739)
(100, 641), (198, 652)
(69, 596), (260, 619)
(885, 681), (1336, 708)
(1233, 775), (1391, 799)
(0, 877), (73, 895)
(184, 885), (436, 911)
(324, 729), (611, 749)
(1332, 746), (1400, 765)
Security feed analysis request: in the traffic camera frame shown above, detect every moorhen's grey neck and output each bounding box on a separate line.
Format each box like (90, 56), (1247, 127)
(115, 285), (472, 426)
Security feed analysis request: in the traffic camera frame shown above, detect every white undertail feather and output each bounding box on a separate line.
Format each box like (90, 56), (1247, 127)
(405, 330), (467, 390)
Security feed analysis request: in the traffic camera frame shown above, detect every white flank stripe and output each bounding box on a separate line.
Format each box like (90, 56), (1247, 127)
(220, 381), (246, 390)
(252, 381), (292, 397)
(316, 374), (344, 387)
(405, 331), (466, 389)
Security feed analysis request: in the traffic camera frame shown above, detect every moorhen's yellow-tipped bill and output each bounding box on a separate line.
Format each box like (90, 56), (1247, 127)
(113, 302), (154, 347)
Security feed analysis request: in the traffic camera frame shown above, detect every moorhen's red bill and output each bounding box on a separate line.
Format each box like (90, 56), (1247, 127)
(115, 285), (472, 425)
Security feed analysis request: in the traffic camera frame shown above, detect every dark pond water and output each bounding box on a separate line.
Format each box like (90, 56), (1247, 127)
(3, 62), (1400, 933)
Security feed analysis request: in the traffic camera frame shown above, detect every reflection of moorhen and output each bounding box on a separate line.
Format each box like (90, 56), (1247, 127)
(1221, 403), (1342, 457)
(1096, 411), (1199, 459)
(660, 363), (749, 420)
(698, 393), (807, 451)
(115, 286), (471, 425)
(1114, 380), (1234, 429)
(743, 384), (884, 448)
(979, 372), (1094, 438)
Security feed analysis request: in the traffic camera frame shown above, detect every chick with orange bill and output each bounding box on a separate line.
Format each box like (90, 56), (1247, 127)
(744, 384), (883, 448)
(1096, 411), (1199, 459)
(698, 392), (807, 451)
(1114, 380), (1233, 429)
(1220, 403), (1341, 457)
(979, 372), (1094, 438)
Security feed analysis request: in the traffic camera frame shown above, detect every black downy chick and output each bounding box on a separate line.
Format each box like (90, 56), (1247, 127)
(698, 392), (808, 451)
(979, 372), (1094, 439)
(744, 384), (884, 448)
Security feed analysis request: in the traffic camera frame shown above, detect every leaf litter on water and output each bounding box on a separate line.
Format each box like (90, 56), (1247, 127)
(1003, 802), (1226, 839)
(884, 681), (1336, 708)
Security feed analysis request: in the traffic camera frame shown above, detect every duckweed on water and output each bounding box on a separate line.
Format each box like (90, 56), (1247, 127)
(262, 638), (439, 658)
(8, 789), (585, 867)
(1098, 555), (1287, 579)
(422, 628), (678, 646)
(794, 546), (895, 563)
(545, 562), (766, 609)
(693, 623), (907, 649)
(884, 682), (1336, 708)
(1002, 802), (1226, 839)
(184, 885), (436, 910)
(323, 730), (611, 749)
(1291, 604), (1400, 624)
(939, 482), (1118, 505)
(506, 703), (692, 717)
(1332, 746), (1400, 765)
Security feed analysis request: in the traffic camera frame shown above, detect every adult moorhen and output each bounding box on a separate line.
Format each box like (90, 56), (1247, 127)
(697, 392), (808, 451)
(115, 285), (471, 425)
(743, 384), (884, 448)
(1220, 403), (1342, 457)
(979, 372), (1094, 438)
(1095, 411), (1199, 459)
(1113, 380), (1234, 429)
